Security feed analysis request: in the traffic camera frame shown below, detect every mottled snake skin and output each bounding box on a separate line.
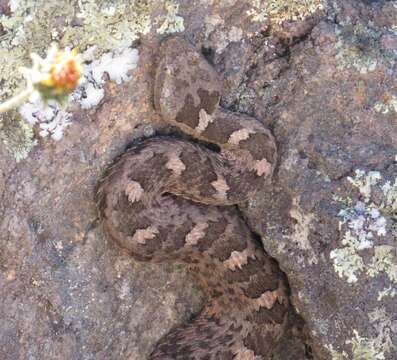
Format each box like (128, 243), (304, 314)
(97, 37), (289, 359)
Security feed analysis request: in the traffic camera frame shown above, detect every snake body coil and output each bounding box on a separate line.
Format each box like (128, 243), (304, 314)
(97, 37), (289, 359)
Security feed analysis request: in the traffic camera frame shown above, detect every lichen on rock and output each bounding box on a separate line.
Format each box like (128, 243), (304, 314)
(328, 307), (395, 360)
(247, 0), (325, 25)
(15, 46), (140, 144)
(330, 169), (397, 299)
(333, 13), (396, 74)
(0, 0), (185, 161)
(155, 0), (184, 34)
(0, 110), (37, 162)
(374, 96), (397, 115)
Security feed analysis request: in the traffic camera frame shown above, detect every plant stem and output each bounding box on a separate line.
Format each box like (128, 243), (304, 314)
(0, 87), (34, 114)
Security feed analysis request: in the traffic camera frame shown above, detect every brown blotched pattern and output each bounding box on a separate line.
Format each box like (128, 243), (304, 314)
(97, 37), (289, 359)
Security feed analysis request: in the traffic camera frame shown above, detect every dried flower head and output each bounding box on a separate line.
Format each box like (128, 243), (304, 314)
(21, 44), (84, 103)
(0, 44), (84, 114)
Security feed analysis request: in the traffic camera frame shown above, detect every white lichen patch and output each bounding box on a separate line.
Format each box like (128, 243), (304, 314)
(374, 95), (397, 115)
(19, 101), (72, 141)
(76, 46), (139, 109)
(337, 201), (386, 250)
(80, 83), (104, 110)
(87, 47), (139, 85)
(330, 170), (397, 296)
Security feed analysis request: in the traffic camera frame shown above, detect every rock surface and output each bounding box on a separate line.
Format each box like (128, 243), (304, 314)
(0, 0), (396, 359)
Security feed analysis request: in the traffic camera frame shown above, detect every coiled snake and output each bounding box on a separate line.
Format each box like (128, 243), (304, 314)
(97, 37), (289, 359)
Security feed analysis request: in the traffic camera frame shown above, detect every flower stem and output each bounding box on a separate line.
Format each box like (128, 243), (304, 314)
(0, 87), (34, 114)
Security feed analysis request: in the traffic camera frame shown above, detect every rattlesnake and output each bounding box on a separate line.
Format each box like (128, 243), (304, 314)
(97, 36), (289, 359)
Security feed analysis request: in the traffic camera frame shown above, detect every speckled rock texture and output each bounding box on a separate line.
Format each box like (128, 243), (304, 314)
(0, 0), (396, 359)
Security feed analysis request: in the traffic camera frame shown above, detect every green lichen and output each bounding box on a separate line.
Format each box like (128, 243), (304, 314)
(330, 170), (397, 298)
(327, 308), (394, 360)
(247, 0), (324, 24)
(334, 16), (396, 74)
(347, 330), (386, 360)
(62, 0), (153, 51)
(155, 0), (184, 34)
(381, 178), (397, 218)
(367, 246), (397, 284)
(0, 111), (37, 162)
(330, 232), (365, 283)
(335, 41), (378, 74)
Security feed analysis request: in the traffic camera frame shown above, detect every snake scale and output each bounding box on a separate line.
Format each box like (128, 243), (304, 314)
(97, 37), (289, 359)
